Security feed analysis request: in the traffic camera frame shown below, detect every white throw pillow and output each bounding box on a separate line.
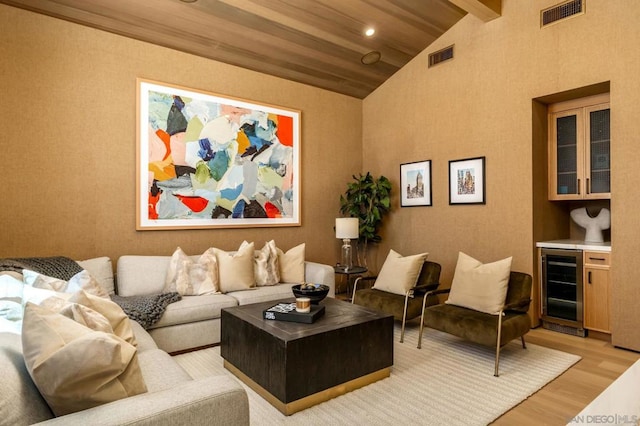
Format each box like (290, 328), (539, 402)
(164, 247), (219, 296)
(213, 242), (256, 293)
(21, 303), (147, 416)
(372, 249), (428, 296)
(42, 298), (114, 335)
(276, 243), (305, 283)
(0, 270), (23, 281)
(23, 269), (109, 299)
(445, 252), (513, 315)
(241, 240), (280, 286)
(76, 257), (115, 295)
(71, 290), (138, 346)
(0, 275), (25, 322)
(22, 285), (71, 308)
(39, 289), (138, 347)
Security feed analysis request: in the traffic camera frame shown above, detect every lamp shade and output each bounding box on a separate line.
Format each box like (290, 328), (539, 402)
(335, 218), (359, 239)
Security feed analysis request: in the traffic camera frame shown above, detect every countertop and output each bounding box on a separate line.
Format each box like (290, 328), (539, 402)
(536, 239), (611, 252)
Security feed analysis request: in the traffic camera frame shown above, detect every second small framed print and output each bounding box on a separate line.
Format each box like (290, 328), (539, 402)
(449, 156), (486, 205)
(400, 160), (432, 207)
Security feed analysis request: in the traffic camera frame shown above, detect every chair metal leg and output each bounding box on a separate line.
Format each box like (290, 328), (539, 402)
(417, 290), (433, 349)
(400, 291), (410, 343)
(351, 277), (362, 304)
(495, 310), (504, 377)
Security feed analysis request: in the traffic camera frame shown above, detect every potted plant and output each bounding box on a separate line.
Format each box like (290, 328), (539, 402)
(339, 172), (392, 267)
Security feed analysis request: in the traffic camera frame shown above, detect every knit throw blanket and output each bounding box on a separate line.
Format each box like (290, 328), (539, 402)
(0, 256), (83, 280)
(110, 292), (182, 330)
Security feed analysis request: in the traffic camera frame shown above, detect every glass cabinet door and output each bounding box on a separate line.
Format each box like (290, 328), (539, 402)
(550, 108), (584, 199)
(586, 104), (611, 197)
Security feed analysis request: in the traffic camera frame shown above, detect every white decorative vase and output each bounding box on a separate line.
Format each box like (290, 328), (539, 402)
(570, 207), (611, 243)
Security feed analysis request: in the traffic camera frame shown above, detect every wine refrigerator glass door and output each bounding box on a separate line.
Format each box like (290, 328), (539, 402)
(542, 248), (583, 329)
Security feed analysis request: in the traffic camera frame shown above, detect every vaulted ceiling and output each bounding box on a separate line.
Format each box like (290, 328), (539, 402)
(0, 0), (500, 98)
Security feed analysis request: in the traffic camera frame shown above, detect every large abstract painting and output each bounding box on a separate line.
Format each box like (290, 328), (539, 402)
(137, 79), (301, 229)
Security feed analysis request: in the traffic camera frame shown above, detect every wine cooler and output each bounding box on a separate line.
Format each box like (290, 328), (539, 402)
(541, 248), (585, 337)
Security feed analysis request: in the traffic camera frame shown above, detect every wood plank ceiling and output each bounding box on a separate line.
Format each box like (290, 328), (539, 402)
(0, 0), (501, 98)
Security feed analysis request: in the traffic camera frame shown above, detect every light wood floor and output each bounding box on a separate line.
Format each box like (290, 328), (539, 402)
(492, 327), (640, 425)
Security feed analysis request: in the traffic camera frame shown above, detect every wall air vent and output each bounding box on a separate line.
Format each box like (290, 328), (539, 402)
(541, 0), (585, 27)
(428, 45), (454, 68)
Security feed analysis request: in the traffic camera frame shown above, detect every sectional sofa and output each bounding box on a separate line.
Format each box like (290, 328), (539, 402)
(0, 253), (335, 424)
(116, 254), (335, 352)
(1, 319), (250, 425)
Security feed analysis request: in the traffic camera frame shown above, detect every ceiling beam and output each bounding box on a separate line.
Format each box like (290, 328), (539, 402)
(448, 0), (501, 22)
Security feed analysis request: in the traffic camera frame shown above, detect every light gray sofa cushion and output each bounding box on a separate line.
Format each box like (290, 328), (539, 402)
(129, 320), (159, 351)
(0, 332), (54, 425)
(305, 261), (336, 298)
(148, 319), (222, 354)
(137, 349), (192, 392)
(227, 283), (296, 305)
(35, 375), (250, 426)
(117, 256), (175, 296)
(148, 294), (238, 329)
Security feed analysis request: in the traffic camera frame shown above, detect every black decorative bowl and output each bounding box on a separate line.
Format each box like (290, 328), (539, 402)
(292, 284), (330, 304)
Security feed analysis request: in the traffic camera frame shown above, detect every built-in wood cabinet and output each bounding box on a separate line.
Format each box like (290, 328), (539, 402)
(583, 250), (611, 333)
(548, 93), (611, 201)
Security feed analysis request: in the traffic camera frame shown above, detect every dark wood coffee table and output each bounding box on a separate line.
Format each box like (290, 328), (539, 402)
(220, 297), (394, 415)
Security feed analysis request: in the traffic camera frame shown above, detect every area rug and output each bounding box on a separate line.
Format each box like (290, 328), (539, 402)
(174, 324), (580, 425)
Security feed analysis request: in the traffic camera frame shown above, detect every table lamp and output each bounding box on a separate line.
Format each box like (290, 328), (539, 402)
(335, 217), (359, 271)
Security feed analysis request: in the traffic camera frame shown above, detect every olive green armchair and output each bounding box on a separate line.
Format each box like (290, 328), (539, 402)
(419, 271), (532, 376)
(352, 261), (441, 343)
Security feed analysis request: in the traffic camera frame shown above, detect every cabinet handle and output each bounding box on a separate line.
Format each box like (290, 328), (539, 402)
(586, 178), (590, 194)
(588, 271), (592, 284)
(577, 178), (581, 195)
(589, 257), (606, 261)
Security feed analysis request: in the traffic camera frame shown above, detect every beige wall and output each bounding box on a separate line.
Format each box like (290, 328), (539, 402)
(3, 1), (640, 349)
(0, 5), (362, 267)
(363, 1), (640, 349)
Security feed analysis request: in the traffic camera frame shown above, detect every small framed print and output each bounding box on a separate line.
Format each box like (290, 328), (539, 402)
(400, 160), (432, 207)
(448, 156), (486, 205)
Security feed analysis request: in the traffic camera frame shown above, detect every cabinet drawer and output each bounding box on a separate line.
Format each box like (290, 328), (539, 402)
(584, 251), (610, 267)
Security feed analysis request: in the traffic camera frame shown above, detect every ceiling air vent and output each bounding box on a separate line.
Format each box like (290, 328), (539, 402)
(428, 45), (454, 68)
(541, 0), (585, 27)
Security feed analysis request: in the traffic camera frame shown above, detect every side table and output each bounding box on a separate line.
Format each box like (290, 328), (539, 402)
(334, 266), (368, 300)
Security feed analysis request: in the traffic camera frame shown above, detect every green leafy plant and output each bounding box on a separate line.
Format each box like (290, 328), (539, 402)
(339, 172), (392, 266)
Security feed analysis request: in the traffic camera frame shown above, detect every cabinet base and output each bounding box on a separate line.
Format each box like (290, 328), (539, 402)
(586, 329), (611, 342)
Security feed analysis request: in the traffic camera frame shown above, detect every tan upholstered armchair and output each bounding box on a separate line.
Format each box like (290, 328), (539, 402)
(351, 261), (441, 343)
(419, 271), (532, 376)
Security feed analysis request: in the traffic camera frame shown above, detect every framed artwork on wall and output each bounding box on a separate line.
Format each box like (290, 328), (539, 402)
(137, 79), (301, 230)
(448, 156), (486, 205)
(400, 160), (432, 207)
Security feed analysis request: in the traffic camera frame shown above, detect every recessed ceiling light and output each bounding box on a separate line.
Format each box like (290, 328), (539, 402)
(361, 51), (381, 65)
(365, 28), (375, 37)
